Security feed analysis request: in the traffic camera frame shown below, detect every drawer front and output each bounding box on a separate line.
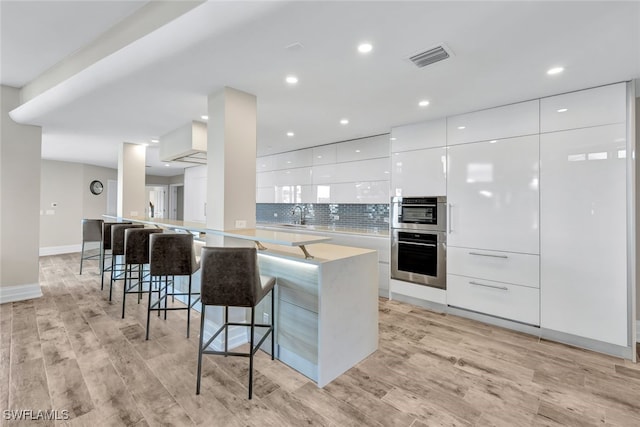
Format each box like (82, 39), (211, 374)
(447, 274), (540, 325)
(447, 247), (539, 288)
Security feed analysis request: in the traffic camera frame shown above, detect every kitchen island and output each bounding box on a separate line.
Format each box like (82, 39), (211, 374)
(105, 216), (378, 387)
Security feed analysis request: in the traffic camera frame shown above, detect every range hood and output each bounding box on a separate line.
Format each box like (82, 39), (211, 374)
(159, 121), (207, 164)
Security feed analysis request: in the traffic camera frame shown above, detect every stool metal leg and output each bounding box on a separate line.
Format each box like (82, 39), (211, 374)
(186, 275), (192, 338)
(224, 306), (228, 355)
(79, 241), (85, 274)
(109, 255), (116, 301)
(196, 304), (206, 395)
(249, 306), (255, 400)
(122, 264), (129, 318)
(271, 288), (275, 360)
(146, 276), (153, 340)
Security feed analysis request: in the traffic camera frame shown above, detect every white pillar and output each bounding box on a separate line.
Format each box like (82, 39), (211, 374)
(0, 85), (42, 302)
(117, 142), (146, 218)
(206, 87), (257, 239)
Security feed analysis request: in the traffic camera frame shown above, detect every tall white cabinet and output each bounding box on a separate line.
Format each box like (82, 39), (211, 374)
(539, 83), (629, 347)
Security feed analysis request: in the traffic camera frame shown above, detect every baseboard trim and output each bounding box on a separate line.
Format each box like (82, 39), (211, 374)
(40, 244), (81, 256)
(0, 283), (43, 304)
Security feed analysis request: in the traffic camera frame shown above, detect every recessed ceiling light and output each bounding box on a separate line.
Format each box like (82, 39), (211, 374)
(457, 126), (466, 130)
(317, 155), (322, 159)
(164, 164), (170, 167)
(418, 100), (430, 107)
(355, 150), (361, 153)
(557, 108), (568, 113)
(151, 139), (159, 143)
(285, 75), (298, 84)
(287, 161), (292, 164)
(390, 137), (397, 141)
(201, 115), (208, 120)
(287, 132), (295, 137)
(547, 67), (564, 75)
(489, 140), (497, 144)
(358, 43), (373, 54)
(340, 119), (349, 125)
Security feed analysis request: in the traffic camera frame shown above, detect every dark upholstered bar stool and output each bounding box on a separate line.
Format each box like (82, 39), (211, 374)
(109, 224), (144, 301)
(196, 247), (276, 399)
(147, 233), (200, 340)
(80, 219), (104, 274)
(122, 228), (163, 318)
(101, 222), (130, 290)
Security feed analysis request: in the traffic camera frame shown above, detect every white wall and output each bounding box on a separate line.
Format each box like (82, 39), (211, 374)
(0, 85), (42, 296)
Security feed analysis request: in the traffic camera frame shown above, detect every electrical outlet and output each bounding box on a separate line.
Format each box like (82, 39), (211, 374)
(235, 220), (247, 228)
(263, 313), (269, 324)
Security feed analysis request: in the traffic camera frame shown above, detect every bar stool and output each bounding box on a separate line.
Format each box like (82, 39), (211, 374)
(146, 233), (200, 340)
(101, 222), (130, 290)
(121, 228), (163, 318)
(195, 247), (276, 400)
(80, 219), (103, 274)
(109, 224), (144, 301)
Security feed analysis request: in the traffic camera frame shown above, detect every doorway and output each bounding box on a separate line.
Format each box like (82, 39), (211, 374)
(169, 184), (184, 220)
(146, 185), (168, 218)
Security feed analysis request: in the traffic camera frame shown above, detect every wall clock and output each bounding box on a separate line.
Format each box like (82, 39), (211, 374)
(89, 180), (104, 195)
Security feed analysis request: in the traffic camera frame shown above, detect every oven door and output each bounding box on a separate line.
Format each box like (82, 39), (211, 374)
(391, 229), (447, 289)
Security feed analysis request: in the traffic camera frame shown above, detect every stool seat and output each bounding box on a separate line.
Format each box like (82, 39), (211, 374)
(80, 219), (103, 274)
(196, 247), (276, 399)
(121, 228), (163, 318)
(146, 233), (200, 340)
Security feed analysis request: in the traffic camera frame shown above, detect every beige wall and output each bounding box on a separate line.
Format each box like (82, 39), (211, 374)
(1, 85), (42, 288)
(39, 160), (117, 248)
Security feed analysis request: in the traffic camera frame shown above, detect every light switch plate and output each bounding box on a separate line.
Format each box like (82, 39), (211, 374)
(235, 220), (247, 229)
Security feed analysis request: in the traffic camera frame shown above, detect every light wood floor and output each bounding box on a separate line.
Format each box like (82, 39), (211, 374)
(1, 254), (640, 426)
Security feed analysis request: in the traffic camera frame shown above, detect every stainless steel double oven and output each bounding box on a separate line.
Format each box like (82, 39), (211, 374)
(390, 196), (447, 289)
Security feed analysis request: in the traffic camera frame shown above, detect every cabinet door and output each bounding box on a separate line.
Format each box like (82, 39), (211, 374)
(540, 83), (626, 133)
(336, 134), (389, 162)
(447, 100), (539, 145)
(391, 147), (446, 197)
(391, 118), (446, 152)
(447, 135), (539, 254)
(540, 124), (627, 346)
(183, 165), (207, 223)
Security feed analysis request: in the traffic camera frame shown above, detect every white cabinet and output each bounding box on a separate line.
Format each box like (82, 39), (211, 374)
(336, 134), (389, 162)
(330, 181), (389, 204)
(447, 100), (539, 145)
(391, 147), (446, 197)
(256, 155), (275, 172)
(447, 275), (540, 326)
(272, 149), (313, 170)
(540, 123), (627, 346)
(448, 247), (539, 288)
(183, 165), (207, 223)
(391, 118), (446, 152)
(312, 145), (337, 165)
(540, 83), (626, 133)
(447, 135), (540, 254)
(312, 158), (389, 184)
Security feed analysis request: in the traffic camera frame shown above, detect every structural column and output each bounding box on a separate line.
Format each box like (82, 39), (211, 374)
(117, 142), (146, 218)
(0, 85), (42, 303)
(206, 86), (257, 241)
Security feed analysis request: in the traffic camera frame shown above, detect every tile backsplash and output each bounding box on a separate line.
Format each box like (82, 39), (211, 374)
(256, 203), (389, 231)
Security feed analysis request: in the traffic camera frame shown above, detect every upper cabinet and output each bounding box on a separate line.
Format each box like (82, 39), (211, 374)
(391, 118), (446, 152)
(447, 135), (540, 254)
(447, 100), (539, 146)
(337, 134), (389, 162)
(273, 148), (313, 170)
(391, 147), (446, 197)
(540, 83), (627, 133)
(312, 145), (337, 166)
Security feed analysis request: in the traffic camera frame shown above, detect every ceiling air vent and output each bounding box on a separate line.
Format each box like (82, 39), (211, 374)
(408, 44), (453, 68)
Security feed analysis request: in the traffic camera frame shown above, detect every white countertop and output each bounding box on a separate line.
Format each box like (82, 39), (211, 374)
(257, 223), (390, 237)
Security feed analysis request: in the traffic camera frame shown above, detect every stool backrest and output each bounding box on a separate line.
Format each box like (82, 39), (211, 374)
(103, 222), (131, 250)
(82, 219), (103, 243)
(125, 228), (163, 265)
(199, 247), (262, 307)
(149, 233), (199, 276)
(111, 224), (144, 256)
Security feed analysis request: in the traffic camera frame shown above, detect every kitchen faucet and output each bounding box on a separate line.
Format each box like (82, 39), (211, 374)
(291, 205), (306, 225)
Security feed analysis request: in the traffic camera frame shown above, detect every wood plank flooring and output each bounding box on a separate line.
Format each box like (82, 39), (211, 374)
(1, 253), (639, 426)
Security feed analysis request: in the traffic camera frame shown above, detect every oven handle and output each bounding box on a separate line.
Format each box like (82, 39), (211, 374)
(400, 204), (437, 207)
(469, 281), (509, 291)
(398, 241), (437, 248)
(468, 252), (508, 259)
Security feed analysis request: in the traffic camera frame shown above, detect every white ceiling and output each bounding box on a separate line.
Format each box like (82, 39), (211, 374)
(2, 1), (639, 177)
